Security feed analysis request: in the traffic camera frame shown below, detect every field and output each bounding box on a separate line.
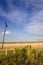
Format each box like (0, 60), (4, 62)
(0, 42), (43, 49)
(0, 42), (43, 65)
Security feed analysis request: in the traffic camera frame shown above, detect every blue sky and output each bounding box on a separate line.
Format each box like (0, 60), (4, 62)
(0, 0), (43, 42)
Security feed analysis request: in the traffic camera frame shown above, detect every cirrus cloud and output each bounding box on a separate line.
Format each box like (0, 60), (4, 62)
(24, 10), (43, 35)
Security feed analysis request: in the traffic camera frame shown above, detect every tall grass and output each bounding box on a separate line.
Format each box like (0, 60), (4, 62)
(0, 46), (43, 65)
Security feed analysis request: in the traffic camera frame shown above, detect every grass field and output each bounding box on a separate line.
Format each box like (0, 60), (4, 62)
(0, 42), (43, 65)
(0, 42), (43, 49)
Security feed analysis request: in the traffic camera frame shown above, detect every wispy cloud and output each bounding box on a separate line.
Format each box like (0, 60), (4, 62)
(0, 2), (43, 35)
(24, 10), (43, 35)
(0, 0), (43, 41)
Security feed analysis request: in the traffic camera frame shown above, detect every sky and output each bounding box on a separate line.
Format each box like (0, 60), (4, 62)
(0, 0), (43, 42)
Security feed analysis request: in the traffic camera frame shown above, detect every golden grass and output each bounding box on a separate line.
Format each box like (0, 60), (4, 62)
(0, 42), (43, 50)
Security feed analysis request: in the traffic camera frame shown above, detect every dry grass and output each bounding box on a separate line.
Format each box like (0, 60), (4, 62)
(0, 42), (43, 50)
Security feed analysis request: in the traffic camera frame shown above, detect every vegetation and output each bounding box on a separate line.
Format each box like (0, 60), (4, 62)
(0, 46), (43, 65)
